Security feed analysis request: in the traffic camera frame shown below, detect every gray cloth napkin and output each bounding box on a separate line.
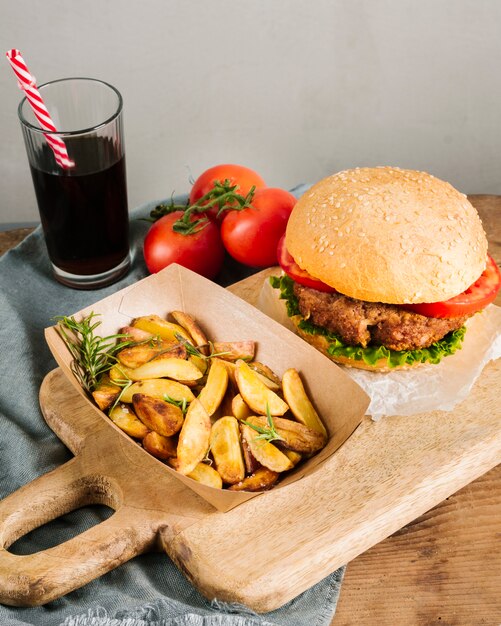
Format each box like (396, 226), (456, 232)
(0, 193), (345, 626)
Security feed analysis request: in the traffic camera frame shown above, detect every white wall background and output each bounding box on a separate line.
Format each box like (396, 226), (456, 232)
(1, 0), (501, 224)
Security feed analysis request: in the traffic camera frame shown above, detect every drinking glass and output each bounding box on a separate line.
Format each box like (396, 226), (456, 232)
(18, 77), (130, 289)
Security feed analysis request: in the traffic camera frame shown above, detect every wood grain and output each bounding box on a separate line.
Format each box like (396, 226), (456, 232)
(0, 195), (499, 623)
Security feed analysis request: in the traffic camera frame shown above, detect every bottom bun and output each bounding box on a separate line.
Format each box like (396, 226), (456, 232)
(292, 317), (425, 373)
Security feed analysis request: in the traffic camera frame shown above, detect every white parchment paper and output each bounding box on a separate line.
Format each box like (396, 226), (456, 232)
(258, 277), (501, 420)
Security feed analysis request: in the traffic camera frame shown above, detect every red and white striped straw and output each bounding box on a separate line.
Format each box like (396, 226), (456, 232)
(6, 49), (75, 169)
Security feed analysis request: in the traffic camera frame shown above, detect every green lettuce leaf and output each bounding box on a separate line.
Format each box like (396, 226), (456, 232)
(269, 275), (466, 368)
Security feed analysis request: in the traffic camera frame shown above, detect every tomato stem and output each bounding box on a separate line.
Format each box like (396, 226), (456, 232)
(148, 179), (256, 235)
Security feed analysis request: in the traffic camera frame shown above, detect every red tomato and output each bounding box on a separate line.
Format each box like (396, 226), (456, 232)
(401, 255), (501, 318)
(221, 188), (297, 267)
(189, 164), (266, 222)
(143, 211), (225, 279)
(190, 164), (266, 204)
(277, 234), (337, 293)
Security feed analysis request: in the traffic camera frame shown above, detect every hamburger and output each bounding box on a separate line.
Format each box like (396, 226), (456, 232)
(272, 167), (500, 371)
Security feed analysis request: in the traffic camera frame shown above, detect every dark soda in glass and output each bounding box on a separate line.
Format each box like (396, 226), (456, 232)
(19, 78), (130, 288)
(30, 154), (129, 276)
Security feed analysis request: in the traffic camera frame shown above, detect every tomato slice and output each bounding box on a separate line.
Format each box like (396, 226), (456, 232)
(277, 235), (337, 293)
(401, 255), (501, 318)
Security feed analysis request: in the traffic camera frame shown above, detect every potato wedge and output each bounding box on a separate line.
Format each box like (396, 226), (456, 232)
(119, 325), (154, 342)
(92, 375), (121, 411)
(109, 364), (132, 383)
(231, 393), (252, 421)
(187, 462), (223, 489)
(283, 449), (302, 466)
(131, 314), (191, 343)
(228, 467), (280, 492)
(210, 416), (245, 484)
(132, 393), (184, 436)
(217, 388), (235, 420)
(197, 358), (228, 416)
(189, 354), (208, 375)
(235, 360), (288, 416)
(282, 368), (328, 438)
(142, 431), (177, 460)
(119, 379), (195, 404)
(170, 311), (209, 356)
(112, 357), (203, 383)
(211, 341), (255, 362)
(245, 415), (326, 454)
(239, 426), (261, 474)
(240, 424), (293, 472)
(220, 360), (237, 386)
(176, 398), (212, 475)
(109, 403), (150, 439)
(117, 339), (186, 369)
(249, 361), (281, 387)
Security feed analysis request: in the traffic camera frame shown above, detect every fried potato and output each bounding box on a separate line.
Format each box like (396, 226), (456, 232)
(119, 379), (195, 404)
(197, 358), (228, 416)
(142, 431), (177, 460)
(211, 341), (255, 362)
(283, 449), (302, 466)
(119, 325), (154, 342)
(231, 393), (252, 421)
(117, 339), (186, 369)
(189, 354), (208, 376)
(240, 424), (293, 472)
(210, 416), (245, 484)
(220, 360), (237, 386)
(92, 375), (121, 411)
(217, 388), (235, 420)
(176, 398), (212, 475)
(228, 467), (280, 492)
(245, 415), (326, 454)
(131, 315), (191, 343)
(109, 403), (150, 439)
(282, 368), (328, 438)
(186, 462), (223, 489)
(112, 357), (203, 383)
(239, 427), (261, 474)
(249, 361), (281, 388)
(235, 360), (289, 416)
(132, 393), (184, 436)
(170, 311), (209, 356)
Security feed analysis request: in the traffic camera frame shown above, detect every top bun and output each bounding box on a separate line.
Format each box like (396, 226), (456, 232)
(285, 167), (488, 304)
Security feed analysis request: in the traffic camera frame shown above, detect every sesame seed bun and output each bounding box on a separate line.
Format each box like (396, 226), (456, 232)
(285, 167), (488, 304)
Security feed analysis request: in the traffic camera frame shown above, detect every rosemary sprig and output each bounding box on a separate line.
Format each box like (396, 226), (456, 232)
(147, 179), (256, 234)
(174, 333), (230, 360)
(55, 312), (133, 393)
(163, 394), (189, 415)
(109, 375), (133, 412)
(243, 405), (284, 444)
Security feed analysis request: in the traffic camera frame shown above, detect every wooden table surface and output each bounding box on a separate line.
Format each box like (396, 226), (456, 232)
(1, 195), (500, 626)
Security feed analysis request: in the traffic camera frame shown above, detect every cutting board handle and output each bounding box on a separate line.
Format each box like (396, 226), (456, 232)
(0, 454), (153, 606)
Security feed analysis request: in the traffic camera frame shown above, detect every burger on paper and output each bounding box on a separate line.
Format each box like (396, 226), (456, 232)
(273, 167), (501, 371)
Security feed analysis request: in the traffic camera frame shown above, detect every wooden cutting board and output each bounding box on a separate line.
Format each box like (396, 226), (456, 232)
(0, 271), (499, 613)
